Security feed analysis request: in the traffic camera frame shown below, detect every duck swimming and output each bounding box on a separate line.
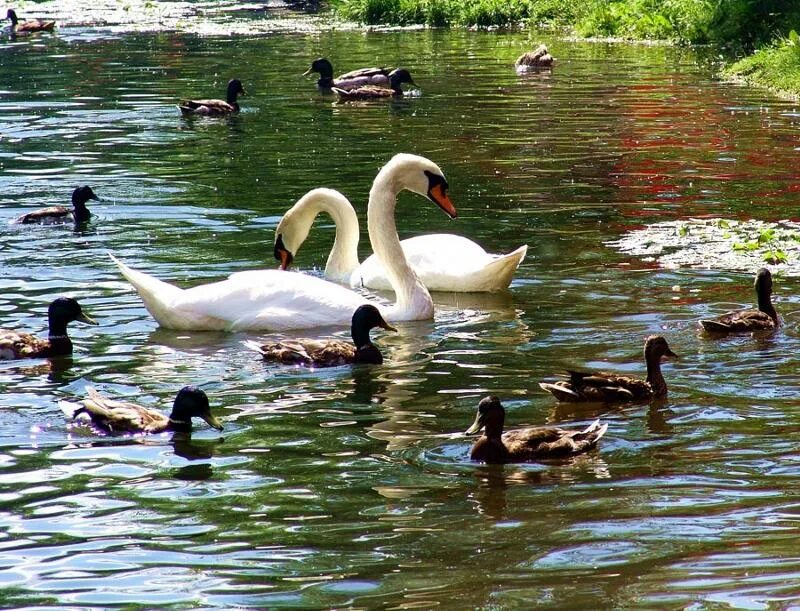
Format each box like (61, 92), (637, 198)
(178, 79), (245, 116)
(304, 58), (393, 93)
(6, 9), (55, 34)
(539, 335), (677, 403)
(333, 69), (416, 101)
(14, 186), (99, 225)
(245, 304), (395, 367)
(465, 396), (608, 463)
(0, 297), (97, 360)
(700, 268), (778, 334)
(515, 44), (554, 71)
(61, 386), (223, 435)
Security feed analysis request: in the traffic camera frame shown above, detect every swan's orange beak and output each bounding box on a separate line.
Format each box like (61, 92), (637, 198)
(428, 183), (457, 219)
(277, 247), (292, 270)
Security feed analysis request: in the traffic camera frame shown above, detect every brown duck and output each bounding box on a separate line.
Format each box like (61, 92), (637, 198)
(333, 69), (416, 101)
(0, 297), (97, 360)
(244, 304), (396, 367)
(465, 396), (608, 464)
(6, 9), (55, 34)
(700, 268), (778, 334)
(61, 386), (223, 435)
(178, 79), (245, 116)
(515, 44), (554, 70)
(538, 335), (677, 403)
(14, 186), (99, 225)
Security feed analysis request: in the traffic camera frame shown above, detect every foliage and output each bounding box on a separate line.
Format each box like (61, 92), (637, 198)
(724, 31), (800, 95)
(575, 0), (715, 42)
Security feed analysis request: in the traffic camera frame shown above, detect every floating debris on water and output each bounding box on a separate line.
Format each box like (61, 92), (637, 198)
(607, 218), (800, 275)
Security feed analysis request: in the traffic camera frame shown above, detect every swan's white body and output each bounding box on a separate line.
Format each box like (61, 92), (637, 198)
(112, 154), (452, 331)
(276, 189), (527, 292)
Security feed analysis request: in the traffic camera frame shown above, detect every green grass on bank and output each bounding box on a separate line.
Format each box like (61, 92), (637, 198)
(725, 32), (800, 96)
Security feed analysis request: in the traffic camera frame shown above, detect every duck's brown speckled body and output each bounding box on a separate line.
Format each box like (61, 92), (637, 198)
(333, 69), (416, 101)
(6, 9), (55, 33)
(515, 44), (554, 70)
(62, 386), (223, 435)
(245, 304), (395, 367)
(304, 58), (393, 93)
(179, 79), (245, 116)
(700, 268), (778, 334)
(539, 335), (677, 403)
(0, 298), (97, 360)
(466, 396), (607, 464)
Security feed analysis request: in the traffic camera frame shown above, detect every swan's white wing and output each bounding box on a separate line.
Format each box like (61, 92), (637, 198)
(179, 270), (370, 331)
(355, 235), (526, 292)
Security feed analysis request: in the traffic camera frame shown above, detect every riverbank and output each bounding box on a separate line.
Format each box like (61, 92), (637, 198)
(331, 0), (800, 96)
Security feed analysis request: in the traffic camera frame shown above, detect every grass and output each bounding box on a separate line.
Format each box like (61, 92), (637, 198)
(724, 31), (800, 96)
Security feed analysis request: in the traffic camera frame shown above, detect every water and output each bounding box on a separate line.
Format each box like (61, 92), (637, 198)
(2, 17), (800, 608)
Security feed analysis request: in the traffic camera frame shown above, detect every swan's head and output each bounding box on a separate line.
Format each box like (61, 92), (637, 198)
(379, 153), (457, 219)
(273, 188), (349, 270)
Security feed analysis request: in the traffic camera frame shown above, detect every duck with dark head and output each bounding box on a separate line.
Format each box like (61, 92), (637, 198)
(700, 268), (778, 334)
(179, 79), (246, 116)
(304, 58), (393, 94)
(0, 297), (98, 360)
(15, 186), (100, 225)
(465, 396), (608, 464)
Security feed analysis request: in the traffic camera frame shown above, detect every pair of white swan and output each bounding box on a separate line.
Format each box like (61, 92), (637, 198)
(273, 188), (527, 292)
(113, 154), (458, 331)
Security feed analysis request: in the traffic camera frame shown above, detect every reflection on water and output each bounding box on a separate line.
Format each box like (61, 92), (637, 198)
(3, 18), (800, 608)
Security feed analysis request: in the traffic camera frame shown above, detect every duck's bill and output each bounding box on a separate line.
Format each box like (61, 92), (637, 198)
(428, 183), (457, 219)
(302, 68), (313, 77)
(202, 412), (224, 431)
(465, 414), (484, 435)
(78, 312), (98, 325)
(665, 349), (678, 358)
(380, 320), (397, 332)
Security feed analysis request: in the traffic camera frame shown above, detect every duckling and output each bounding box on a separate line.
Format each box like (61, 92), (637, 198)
(178, 79), (245, 116)
(515, 44), (554, 70)
(61, 386), (223, 435)
(465, 396), (608, 464)
(303, 58), (393, 93)
(0, 297), (97, 360)
(14, 186), (99, 225)
(700, 268), (778, 334)
(332, 69), (416, 101)
(6, 9), (55, 34)
(539, 335), (677, 403)
(244, 304), (395, 367)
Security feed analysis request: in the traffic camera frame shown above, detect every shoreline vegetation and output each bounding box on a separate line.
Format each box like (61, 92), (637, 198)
(329, 0), (800, 96)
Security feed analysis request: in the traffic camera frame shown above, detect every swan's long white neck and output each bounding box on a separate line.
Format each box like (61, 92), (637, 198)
(368, 165), (434, 321)
(286, 189), (360, 283)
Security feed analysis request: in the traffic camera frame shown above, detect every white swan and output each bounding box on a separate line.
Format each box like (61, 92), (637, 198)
(111, 153), (457, 331)
(274, 189), (527, 292)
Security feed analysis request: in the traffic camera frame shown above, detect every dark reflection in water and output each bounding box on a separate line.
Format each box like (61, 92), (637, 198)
(3, 22), (800, 609)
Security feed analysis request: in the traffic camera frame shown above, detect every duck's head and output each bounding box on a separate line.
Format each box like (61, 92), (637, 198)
(755, 267), (773, 296)
(643, 335), (677, 363)
(72, 186), (100, 207)
(48, 297), (98, 327)
(388, 68), (416, 89)
(465, 396), (505, 435)
(304, 58), (333, 78)
(380, 153), (457, 219)
(6, 9), (18, 23)
(351, 304), (395, 346)
(226, 79), (245, 101)
(171, 386), (223, 431)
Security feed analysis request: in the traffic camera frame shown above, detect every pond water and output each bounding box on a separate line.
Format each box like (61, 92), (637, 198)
(3, 13), (800, 608)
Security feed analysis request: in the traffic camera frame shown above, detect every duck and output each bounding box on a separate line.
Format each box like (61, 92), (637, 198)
(6, 9), (55, 34)
(0, 297), (97, 360)
(244, 304), (395, 367)
(538, 335), (677, 403)
(515, 44), (554, 71)
(699, 268), (779, 334)
(274, 188), (527, 292)
(60, 386), (223, 435)
(13, 186), (99, 225)
(465, 396), (608, 463)
(333, 69), (416, 101)
(303, 58), (393, 93)
(111, 153), (456, 331)
(178, 79), (245, 116)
